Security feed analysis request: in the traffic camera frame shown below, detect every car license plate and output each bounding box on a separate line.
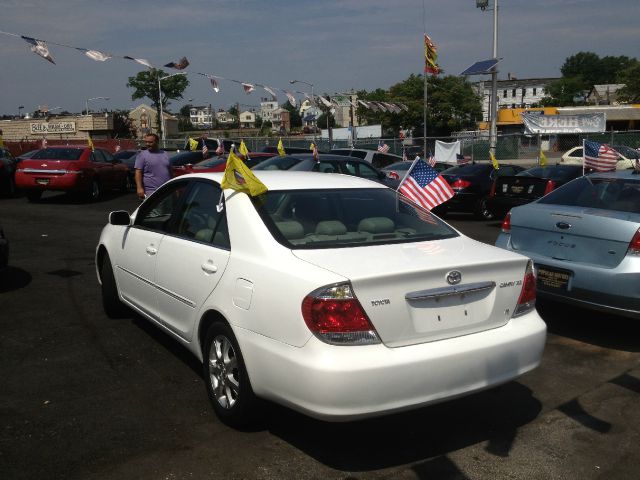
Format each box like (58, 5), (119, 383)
(36, 178), (50, 185)
(536, 265), (571, 291)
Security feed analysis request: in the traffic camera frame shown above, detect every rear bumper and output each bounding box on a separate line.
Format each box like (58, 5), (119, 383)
(15, 171), (87, 191)
(442, 192), (481, 212)
(236, 310), (547, 421)
(486, 197), (532, 218)
(496, 234), (640, 319)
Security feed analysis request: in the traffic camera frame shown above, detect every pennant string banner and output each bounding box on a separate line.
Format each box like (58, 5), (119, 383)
(2, 29), (409, 113)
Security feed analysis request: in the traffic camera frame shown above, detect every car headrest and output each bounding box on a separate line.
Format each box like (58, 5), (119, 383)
(357, 217), (395, 233)
(315, 220), (347, 235)
(276, 221), (305, 239)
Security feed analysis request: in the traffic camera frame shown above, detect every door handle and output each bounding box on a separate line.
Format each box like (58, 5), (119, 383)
(201, 262), (218, 274)
(145, 245), (158, 255)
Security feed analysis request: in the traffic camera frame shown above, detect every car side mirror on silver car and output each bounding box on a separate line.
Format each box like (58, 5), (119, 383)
(109, 210), (131, 226)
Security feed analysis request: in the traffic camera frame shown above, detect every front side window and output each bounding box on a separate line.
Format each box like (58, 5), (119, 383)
(175, 181), (229, 247)
(135, 180), (189, 232)
(252, 188), (458, 249)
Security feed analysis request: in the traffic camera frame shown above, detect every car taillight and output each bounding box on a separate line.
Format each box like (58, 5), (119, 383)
(489, 180), (496, 197)
(543, 180), (555, 195)
(301, 283), (380, 345)
(501, 211), (511, 233)
(627, 229), (640, 256)
(451, 179), (472, 189)
(64, 164), (82, 174)
(513, 261), (536, 317)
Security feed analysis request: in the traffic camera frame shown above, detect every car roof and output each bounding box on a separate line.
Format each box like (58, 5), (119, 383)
(588, 170), (640, 180)
(177, 170), (389, 190)
(284, 153), (363, 162)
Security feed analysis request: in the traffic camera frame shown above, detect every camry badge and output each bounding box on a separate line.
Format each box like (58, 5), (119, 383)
(446, 270), (462, 285)
(41, 164), (47, 167)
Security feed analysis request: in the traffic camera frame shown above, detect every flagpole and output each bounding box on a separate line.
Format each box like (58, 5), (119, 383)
(422, 0), (428, 160)
(396, 155), (421, 191)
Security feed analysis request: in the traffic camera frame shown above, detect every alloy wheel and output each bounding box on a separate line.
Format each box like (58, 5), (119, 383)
(209, 335), (240, 409)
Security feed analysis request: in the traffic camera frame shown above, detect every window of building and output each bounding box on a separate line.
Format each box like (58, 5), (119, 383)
(512, 89), (516, 97)
(503, 90), (507, 98)
(522, 88), (526, 96)
(533, 88), (537, 96)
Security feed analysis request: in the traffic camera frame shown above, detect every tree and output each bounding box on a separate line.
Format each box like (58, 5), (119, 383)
(227, 105), (239, 129)
(559, 52), (637, 94)
(126, 69), (189, 133)
(617, 63), (640, 103)
(112, 110), (135, 138)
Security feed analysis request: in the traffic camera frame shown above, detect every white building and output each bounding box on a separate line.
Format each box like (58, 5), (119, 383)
(330, 93), (360, 128)
(239, 110), (256, 128)
(189, 105), (214, 128)
(260, 99), (279, 124)
(215, 110), (236, 126)
(475, 77), (559, 121)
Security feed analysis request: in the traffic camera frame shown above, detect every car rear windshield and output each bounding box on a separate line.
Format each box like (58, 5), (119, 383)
(442, 164), (489, 175)
(538, 176), (640, 213)
(32, 148), (83, 160)
(518, 166), (582, 181)
(251, 188), (458, 249)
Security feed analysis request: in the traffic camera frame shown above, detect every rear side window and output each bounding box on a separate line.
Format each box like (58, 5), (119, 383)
(32, 148), (83, 160)
(254, 156), (303, 170)
(175, 181), (230, 248)
(349, 150), (368, 159)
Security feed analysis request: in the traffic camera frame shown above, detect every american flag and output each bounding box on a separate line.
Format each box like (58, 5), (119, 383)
(456, 153), (471, 164)
(584, 140), (619, 172)
(202, 142), (209, 158)
(377, 142), (390, 153)
(399, 158), (454, 210)
(215, 139), (224, 156)
(427, 155), (436, 167)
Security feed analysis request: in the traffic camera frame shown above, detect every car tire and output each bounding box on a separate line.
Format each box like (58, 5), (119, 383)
(100, 253), (127, 318)
(203, 322), (258, 427)
(88, 180), (101, 201)
(474, 197), (494, 220)
(26, 191), (42, 202)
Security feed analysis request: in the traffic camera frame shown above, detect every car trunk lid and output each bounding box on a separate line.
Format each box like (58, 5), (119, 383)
(493, 175), (549, 200)
(18, 158), (79, 175)
(293, 237), (528, 347)
(509, 203), (639, 268)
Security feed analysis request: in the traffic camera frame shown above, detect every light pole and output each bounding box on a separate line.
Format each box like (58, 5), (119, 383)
(18, 105), (24, 118)
(290, 79), (316, 141)
(477, 0), (499, 156)
(86, 97), (109, 116)
(158, 72), (187, 145)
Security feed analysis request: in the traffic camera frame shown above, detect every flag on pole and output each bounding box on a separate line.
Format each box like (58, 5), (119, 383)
(188, 138), (199, 151)
(583, 140), (619, 172)
(398, 158), (454, 210)
(87, 136), (94, 152)
(78, 49), (112, 62)
(221, 150), (268, 197)
(239, 140), (250, 159)
(284, 91), (297, 108)
(427, 155), (437, 167)
(164, 57), (189, 70)
(539, 149), (547, 167)
(456, 153), (471, 165)
(207, 76), (220, 93)
(277, 138), (286, 157)
(490, 150), (500, 170)
(377, 142), (390, 153)
(202, 142), (209, 158)
(124, 56), (154, 68)
(242, 83), (255, 94)
(310, 142), (319, 161)
(424, 34), (441, 75)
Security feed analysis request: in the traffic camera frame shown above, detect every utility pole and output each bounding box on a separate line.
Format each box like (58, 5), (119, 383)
(488, 0), (499, 157)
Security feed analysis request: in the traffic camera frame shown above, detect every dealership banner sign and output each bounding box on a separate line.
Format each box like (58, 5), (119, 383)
(30, 122), (77, 134)
(521, 112), (606, 134)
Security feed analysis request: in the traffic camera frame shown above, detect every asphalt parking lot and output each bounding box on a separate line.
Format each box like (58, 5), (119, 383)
(1, 190), (639, 480)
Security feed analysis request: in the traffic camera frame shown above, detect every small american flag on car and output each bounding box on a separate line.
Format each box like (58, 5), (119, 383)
(377, 142), (390, 153)
(398, 158), (454, 210)
(456, 153), (471, 164)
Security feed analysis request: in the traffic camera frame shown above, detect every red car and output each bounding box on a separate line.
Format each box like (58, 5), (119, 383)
(172, 152), (275, 177)
(15, 146), (129, 202)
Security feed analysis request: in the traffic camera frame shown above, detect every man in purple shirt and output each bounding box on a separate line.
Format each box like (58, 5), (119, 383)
(134, 133), (171, 199)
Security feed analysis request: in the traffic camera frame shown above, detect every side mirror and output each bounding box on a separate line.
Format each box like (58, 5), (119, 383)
(109, 210), (131, 226)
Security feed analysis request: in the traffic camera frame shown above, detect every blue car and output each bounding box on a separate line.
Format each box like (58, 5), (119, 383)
(495, 170), (640, 319)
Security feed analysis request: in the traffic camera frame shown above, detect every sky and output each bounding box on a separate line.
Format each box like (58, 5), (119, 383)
(1, 0), (638, 116)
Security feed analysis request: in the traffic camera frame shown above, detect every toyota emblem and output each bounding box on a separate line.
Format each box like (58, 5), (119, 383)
(446, 270), (462, 285)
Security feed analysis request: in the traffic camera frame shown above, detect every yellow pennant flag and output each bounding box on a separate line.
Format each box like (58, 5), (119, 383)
(221, 149), (268, 197)
(0, 131), (4, 148)
(239, 140), (250, 159)
(489, 150), (499, 170)
(539, 149), (547, 167)
(87, 136), (94, 151)
(277, 138), (286, 157)
(188, 138), (199, 151)
(309, 142), (315, 151)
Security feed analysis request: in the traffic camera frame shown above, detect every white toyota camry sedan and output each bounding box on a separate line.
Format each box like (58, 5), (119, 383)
(96, 171), (546, 426)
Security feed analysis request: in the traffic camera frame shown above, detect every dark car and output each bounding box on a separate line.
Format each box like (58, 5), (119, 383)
(253, 154), (400, 188)
(185, 138), (243, 154)
(0, 223), (8, 271)
(330, 148), (403, 169)
(15, 146), (129, 202)
(381, 160), (451, 180)
(169, 150), (212, 177)
(0, 147), (18, 196)
(486, 164), (584, 219)
(261, 145), (319, 155)
(437, 163), (526, 219)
